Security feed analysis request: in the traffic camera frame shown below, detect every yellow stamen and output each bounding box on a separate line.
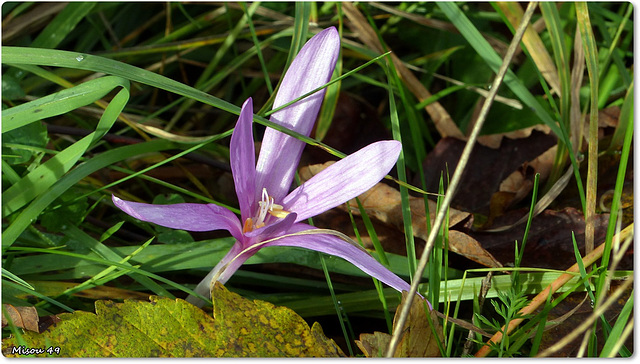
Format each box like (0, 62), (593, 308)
(269, 208), (291, 218)
(243, 188), (292, 233)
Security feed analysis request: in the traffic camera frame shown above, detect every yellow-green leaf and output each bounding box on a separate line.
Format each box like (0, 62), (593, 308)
(2, 283), (344, 357)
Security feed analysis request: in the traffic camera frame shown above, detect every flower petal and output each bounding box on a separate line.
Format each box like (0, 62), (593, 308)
(230, 98), (256, 222)
(282, 140), (401, 221)
(255, 27), (340, 202)
(266, 223), (428, 307)
(112, 195), (243, 240)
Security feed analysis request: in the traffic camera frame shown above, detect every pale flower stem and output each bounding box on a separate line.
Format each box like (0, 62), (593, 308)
(385, 1), (539, 357)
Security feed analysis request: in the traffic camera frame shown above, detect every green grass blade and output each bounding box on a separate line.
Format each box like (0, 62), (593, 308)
(347, 198), (393, 332)
(287, 2), (311, 69)
(607, 81), (633, 152)
(600, 293), (633, 357)
(315, 4), (344, 141)
(7, 246), (208, 304)
(30, 3), (96, 49)
(166, 1), (259, 130)
(6, 2), (95, 80)
(62, 225), (172, 297)
(2, 76), (127, 133)
(385, 61), (417, 279)
(3, 46), (347, 161)
(2, 46), (238, 115)
(3, 78), (129, 217)
(60, 237), (155, 298)
(355, 198), (389, 267)
(240, 1), (273, 95)
(571, 232), (596, 304)
(1, 268), (35, 290)
(2, 139), (175, 250)
(319, 252), (354, 356)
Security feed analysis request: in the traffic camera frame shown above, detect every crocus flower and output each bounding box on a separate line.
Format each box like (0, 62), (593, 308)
(112, 27), (422, 307)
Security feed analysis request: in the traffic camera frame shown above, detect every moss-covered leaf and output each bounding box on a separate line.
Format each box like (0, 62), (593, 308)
(2, 284), (343, 357)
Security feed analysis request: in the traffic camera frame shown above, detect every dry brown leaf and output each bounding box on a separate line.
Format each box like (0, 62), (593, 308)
(300, 162), (502, 268)
(356, 291), (443, 357)
(2, 304), (39, 333)
(580, 106), (620, 147)
(355, 331), (390, 357)
(477, 123), (553, 149)
(491, 145), (558, 211)
(447, 230), (503, 268)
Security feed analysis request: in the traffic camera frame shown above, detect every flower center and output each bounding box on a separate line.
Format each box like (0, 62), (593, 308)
(242, 188), (291, 233)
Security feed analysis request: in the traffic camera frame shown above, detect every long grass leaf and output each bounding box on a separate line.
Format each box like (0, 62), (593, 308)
(2, 46), (347, 161)
(385, 62), (417, 279)
(600, 294), (633, 357)
(2, 78), (129, 217)
(2, 140), (175, 250)
(7, 246), (207, 303)
(2, 76), (126, 133)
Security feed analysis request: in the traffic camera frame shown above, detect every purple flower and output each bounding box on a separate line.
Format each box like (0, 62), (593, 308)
(112, 27), (421, 307)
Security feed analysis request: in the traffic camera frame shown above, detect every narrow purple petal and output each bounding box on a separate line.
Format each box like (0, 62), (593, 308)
(266, 223), (428, 307)
(112, 195), (243, 240)
(255, 27), (340, 202)
(230, 98), (257, 222)
(282, 140), (401, 222)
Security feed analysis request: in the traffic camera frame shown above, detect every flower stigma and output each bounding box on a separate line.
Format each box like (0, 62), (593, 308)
(242, 188), (291, 233)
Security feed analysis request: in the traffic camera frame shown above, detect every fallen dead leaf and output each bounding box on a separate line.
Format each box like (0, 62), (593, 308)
(485, 144), (557, 226)
(418, 130), (557, 213)
(2, 304), (39, 333)
(467, 207), (614, 269)
(356, 291), (443, 357)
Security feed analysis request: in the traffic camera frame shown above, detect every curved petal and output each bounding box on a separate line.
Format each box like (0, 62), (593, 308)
(255, 27), (340, 202)
(112, 195), (243, 240)
(282, 140), (401, 221)
(230, 98), (257, 222)
(266, 223), (428, 307)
